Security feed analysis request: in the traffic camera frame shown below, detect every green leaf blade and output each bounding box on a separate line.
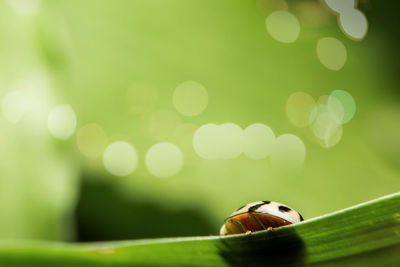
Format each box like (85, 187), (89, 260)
(0, 192), (399, 266)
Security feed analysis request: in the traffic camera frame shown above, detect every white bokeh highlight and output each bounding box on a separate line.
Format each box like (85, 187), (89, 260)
(193, 123), (244, 160)
(47, 104), (77, 140)
(324, 0), (354, 14)
(316, 37), (347, 71)
(320, 123), (343, 148)
(327, 95), (345, 123)
(193, 124), (221, 160)
(219, 123), (244, 159)
(243, 123), (275, 160)
(145, 142), (183, 178)
(265, 11), (300, 43)
(311, 112), (341, 141)
(192, 122), (307, 171)
(339, 10), (368, 40)
(324, 0), (368, 41)
(329, 90), (356, 124)
(309, 100), (345, 147)
(287, 89), (356, 148)
(103, 141), (138, 176)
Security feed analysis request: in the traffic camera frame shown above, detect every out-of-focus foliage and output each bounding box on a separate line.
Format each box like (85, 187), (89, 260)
(0, 0), (398, 242)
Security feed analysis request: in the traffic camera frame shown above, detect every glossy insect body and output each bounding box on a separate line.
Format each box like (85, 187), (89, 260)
(220, 201), (304, 235)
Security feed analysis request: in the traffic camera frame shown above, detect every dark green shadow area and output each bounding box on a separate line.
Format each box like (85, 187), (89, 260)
(75, 173), (216, 241)
(310, 244), (400, 267)
(218, 227), (305, 267)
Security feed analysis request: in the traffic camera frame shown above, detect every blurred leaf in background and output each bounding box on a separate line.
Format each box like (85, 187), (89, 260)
(0, 0), (399, 242)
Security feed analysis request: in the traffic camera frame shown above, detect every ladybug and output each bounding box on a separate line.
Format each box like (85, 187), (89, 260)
(220, 201), (304, 235)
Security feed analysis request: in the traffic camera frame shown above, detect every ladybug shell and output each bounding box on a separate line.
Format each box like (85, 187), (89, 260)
(220, 201), (303, 235)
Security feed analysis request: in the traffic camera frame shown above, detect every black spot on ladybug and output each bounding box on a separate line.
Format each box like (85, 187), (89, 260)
(279, 205), (291, 212)
(299, 213), (304, 221)
(262, 201), (271, 204)
(236, 205), (245, 211)
(248, 203), (264, 212)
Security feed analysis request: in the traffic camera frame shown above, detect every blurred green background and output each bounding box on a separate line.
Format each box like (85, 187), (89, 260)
(0, 0), (399, 242)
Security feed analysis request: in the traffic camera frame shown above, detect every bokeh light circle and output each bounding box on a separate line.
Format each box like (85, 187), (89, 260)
(320, 122), (343, 148)
(2, 91), (26, 124)
(339, 10), (368, 40)
(286, 92), (316, 127)
(316, 37), (347, 71)
(326, 95), (345, 124)
(307, 93), (349, 148)
(265, 11), (300, 43)
(329, 90), (356, 124)
(270, 134), (306, 173)
(47, 104), (77, 140)
(193, 123), (244, 160)
(103, 141), (138, 176)
(311, 112), (341, 141)
(219, 123), (244, 159)
(145, 142), (183, 178)
(76, 123), (107, 158)
(173, 81), (208, 116)
(193, 124), (221, 160)
(243, 123), (275, 160)
(309, 104), (328, 125)
(324, 0), (354, 14)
